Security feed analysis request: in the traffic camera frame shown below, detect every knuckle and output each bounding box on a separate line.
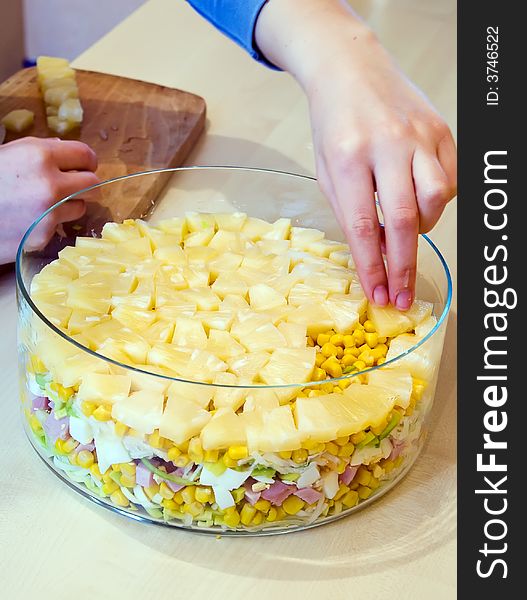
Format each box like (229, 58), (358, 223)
(422, 182), (450, 209)
(332, 136), (369, 171)
(390, 206), (419, 232)
(349, 215), (378, 239)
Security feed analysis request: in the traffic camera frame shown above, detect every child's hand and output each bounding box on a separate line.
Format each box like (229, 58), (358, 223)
(256, 0), (457, 309)
(0, 137), (99, 265)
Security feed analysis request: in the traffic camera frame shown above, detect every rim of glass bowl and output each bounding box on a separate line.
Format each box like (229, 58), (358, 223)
(16, 165), (452, 390)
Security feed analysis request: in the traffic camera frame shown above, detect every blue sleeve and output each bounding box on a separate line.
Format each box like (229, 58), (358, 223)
(187, 0), (280, 70)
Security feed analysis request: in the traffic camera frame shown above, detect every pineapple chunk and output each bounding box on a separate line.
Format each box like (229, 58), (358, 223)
(47, 116), (77, 135)
(238, 322), (286, 353)
(294, 395), (344, 443)
(307, 238), (348, 258)
(185, 211), (216, 232)
(290, 227), (325, 250)
(324, 298), (360, 334)
(67, 310), (110, 335)
(141, 320), (175, 344)
(212, 372), (246, 411)
(243, 388), (280, 412)
(227, 352), (270, 381)
(259, 347), (316, 386)
(288, 283), (328, 306)
(200, 407), (246, 450)
(208, 230), (247, 253)
(58, 97), (83, 123)
(172, 316), (208, 349)
(44, 83), (78, 107)
(160, 396), (211, 445)
(211, 273), (248, 299)
(207, 330), (245, 361)
(245, 405), (301, 453)
(213, 212), (247, 231)
(415, 315), (438, 338)
(157, 216), (187, 239)
(184, 229), (215, 247)
(112, 305), (156, 329)
(77, 373), (131, 404)
(111, 390), (164, 435)
(53, 352), (110, 388)
(304, 274), (349, 295)
(1, 109), (34, 132)
(166, 381), (213, 408)
(367, 368), (413, 409)
(208, 253), (243, 279)
(221, 295), (249, 310)
(102, 221), (141, 242)
(404, 300), (434, 327)
(385, 334), (439, 382)
(248, 283), (286, 311)
(366, 303), (413, 337)
(242, 217), (275, 240)
(287, 303), (335, 338)
(153, 245), (187, 266)
(194, 310), (234, 332)
(277, 321), (307, 348)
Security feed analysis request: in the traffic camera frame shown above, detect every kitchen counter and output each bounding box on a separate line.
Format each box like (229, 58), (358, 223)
(0, 1), (457, 598)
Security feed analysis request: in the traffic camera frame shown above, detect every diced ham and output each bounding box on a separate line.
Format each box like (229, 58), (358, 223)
(166, 480), (185, 493)
(389, 441), (405, 461)
(32, 396), (49, 411)
(261, 480), (295, 505)
(135, 461), (154, 487)
(43, 414), (69, 443)
(339, 465), (358, 486)
(294, 487), (323, 504)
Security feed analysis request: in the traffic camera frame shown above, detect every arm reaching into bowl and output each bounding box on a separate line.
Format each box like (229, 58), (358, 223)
(187, 0), (457, 309)
(0, 137), (99, 265)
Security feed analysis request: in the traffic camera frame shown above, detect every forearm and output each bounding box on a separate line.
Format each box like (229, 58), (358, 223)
(254, 0), (382, 91)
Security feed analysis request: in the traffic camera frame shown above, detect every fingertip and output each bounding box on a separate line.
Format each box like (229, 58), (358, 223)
(372, 285), (389, 307)
(394, 289), (413, 311)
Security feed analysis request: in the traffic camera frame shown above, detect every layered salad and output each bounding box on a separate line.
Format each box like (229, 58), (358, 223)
(20, 212), (442, 531)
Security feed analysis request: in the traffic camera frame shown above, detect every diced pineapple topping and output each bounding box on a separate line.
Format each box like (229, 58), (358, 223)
(1, 109), (34, 133)
(28, 212), (437, 453)
(37, 56), (83, 134)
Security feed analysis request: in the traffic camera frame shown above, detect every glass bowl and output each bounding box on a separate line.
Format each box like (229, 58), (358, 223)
(16, 166), (452, 535)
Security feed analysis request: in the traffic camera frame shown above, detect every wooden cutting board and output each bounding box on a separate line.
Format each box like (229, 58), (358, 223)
(0, 67), (206, 225)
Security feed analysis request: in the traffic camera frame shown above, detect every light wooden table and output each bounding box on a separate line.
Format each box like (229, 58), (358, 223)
(0, 1), (457, 598)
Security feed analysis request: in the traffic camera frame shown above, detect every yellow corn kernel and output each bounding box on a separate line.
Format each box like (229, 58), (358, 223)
(252, 511), (264, 526)
(330, 333), (345, 347)
(183, 501), (204, 517)
(204, 449), (219, 463)
(110, 489), (129, 507)
(321, 382), (334, 393)
(162, 498), (180, 511)
(282, 495), (305, 515)
(30, 354), (46, 373)
(364, 332), (378, 348)
(363, 320), (376, 333)
(173, 491), (184, 504)
(296, 391), (307, 398)
(68, 453), (78, 466)
(228, 445), (248, 461)
(311, 367), (326, 382)
(194, 486), (213, 504)
(28, 414), (42, 434)
(102, 481), (119, 495)
(114, 421), (128, 437)
(292, 449), (308, 464)
(353, 329), (365, 346)
(371, 421), (387, 436)
(369, 477), (381, 490)
(306, 336), (315, 347)
(382, 460), (395, 474)
(357, 485), (373, 500)
(278, 450), (292, 460)
(173, 454), (190, 468)
(335, 435), (349, 446)
(167, 446), (182, 462)
(341, 354), (357, 367)
(62, 437), (79, 453)
(316, 333), (331, 346)
(321, 343), (339, 358)
(353, 360), (367, 371)
(302, 439), (318, 450)
(394, 456), (404, 469)
(349, 481), (360, 491)
(334, 483), (350, 501)
(147, 431), (163, 449)
(180, 486), (195, 504)
(376, 343), (388, 355)
(120, 474), (136, 488)
(333, 387), (343, 394)
(324, 442), (339, 455)
(343, 334), (355, 348)
(356, 466), (372, 486)
(111, 463), (121, 472)
(90, 463), (102, 479)
(118, 462), (135, 477)
(344, 346), (360, 357)
(377, 335), (387, 344)
(254, 499), (271, 513)
(102, 471), (113, 484)
(376, 357), (386, 366)
(144, 483), (160, 501)
(92, 405), (112, 421)
(342, 489), (359, 508)
(240, 503), (257, 525)
(50, 382), (73, 401)
(351, 431), (366, 444)
(159, 482), (175, 500)
(413, 383), (426, 401)
(222, 453), (239, 468)
(189, 437), (204, 463)
(338, 442), (355, 457)
(336, 347), (344, 359)
(81, 401), (97, 417)
(321, 358), (342, 378)
(266, 507), (278, 522)
(223, 509), (241, 528)
(76, 450), (94, 468)
(337, 380), (350, 391)
(54, 438), (65, 454)
(358, 351), (374, 366)
(315, 352), (326, 367)
(336, 458), (348, 474)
